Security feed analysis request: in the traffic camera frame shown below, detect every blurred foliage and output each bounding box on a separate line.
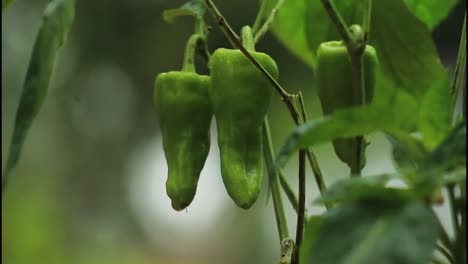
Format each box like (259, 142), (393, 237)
(1, 0), (466, 263)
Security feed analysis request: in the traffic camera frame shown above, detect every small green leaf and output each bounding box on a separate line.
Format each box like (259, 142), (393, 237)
(301, 201), (439, 264)
(418, 71), (452, 149)
(402, 0), (460, 30)
(162, 0), (205, 23)
(315, 174), (411, 205)
(2, 0), (75, 195)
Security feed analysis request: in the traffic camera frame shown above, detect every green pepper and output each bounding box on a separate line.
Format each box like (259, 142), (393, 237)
(154, 34), (212, 211)
(315, 40), (378, 171)
(209, 26), (279, 209)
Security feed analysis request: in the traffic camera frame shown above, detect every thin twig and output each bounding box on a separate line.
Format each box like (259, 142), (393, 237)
(297, 92), (327, 195)
(362, 0), (372, 42)
(436, 243), (456, 264)
(254, 0), (285, 43)
(263, 117), (289, 240)
(349, 54), (365, 176)
(279, 171), (299, 212)
(432, 209), (455, 257)
(447, 185), (460, 235)
(451, 13), (466, 106)
(320, 0), (351, 44)
(454, 191), (466, 264)
(293, 150), (306, 264)
(252, 0), (270, 34)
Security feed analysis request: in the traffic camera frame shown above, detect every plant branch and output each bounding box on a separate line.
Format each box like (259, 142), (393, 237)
(362, 0), (372, 42)
(321, 0), (351, 44)
(432, 207), (455, 257)
(254, 0), (285, 43)
(279, 171), (299, 211)
(252, 0), (270, 34)
(454, 186), (466, 264)
(349, 54), (365, 177)
(293, 150), (306, 264)
(447, 185), (460, 235)
(263, 117), (289, 240)
(451, 13), (466, 109)
(436, 243), (456, 264)
(297, 92), (327, 196)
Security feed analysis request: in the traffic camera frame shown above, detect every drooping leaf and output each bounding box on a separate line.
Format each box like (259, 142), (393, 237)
(371, 0), (446, 100)
(162, 0), (205, 23)
(418, 70), (452, 149)
(274, 98), (417, 170)
(315, 174), (411, 205)
(402, 0), (460, 30)
(2, 0), (75, 195)
(301, 201), (439, 264)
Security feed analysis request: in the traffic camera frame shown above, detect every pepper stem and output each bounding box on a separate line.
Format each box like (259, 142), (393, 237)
(182, 34), (201, 73)
(241, 26), (255, 52)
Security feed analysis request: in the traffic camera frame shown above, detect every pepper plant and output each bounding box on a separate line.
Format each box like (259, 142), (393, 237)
(2, 0), (466, 264)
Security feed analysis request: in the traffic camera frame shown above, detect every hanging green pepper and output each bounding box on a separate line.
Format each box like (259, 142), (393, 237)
(154, 34), (212, 211)
(209, 26), (279, 209)
(315, 38), (378, 171)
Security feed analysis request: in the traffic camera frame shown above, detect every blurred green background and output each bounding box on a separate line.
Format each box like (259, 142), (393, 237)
(2, 1), (466, 263)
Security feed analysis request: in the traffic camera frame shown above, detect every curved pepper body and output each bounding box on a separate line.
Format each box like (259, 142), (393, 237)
(315, 41), (378, 169)
(154, 71), (212, 211)
(209, 48), (279, 209)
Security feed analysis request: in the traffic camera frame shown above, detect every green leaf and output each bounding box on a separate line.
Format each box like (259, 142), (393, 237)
(402, 0), (460, 30)
(265, 0), (315, 67)
(162, 0), (205, 23)
(2, 0), (75, 195)
(315, 174), (412, 205)
(372, 0), (446, 100)
(274, 100), (417, 170)
(2, 0), (13, 10)
(418, 71), (452, 149)
(387, 134), (428, 171)
(408, 123), (466, 194)
(300, 201), (439, 264)
(423, 122), (466, 171)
